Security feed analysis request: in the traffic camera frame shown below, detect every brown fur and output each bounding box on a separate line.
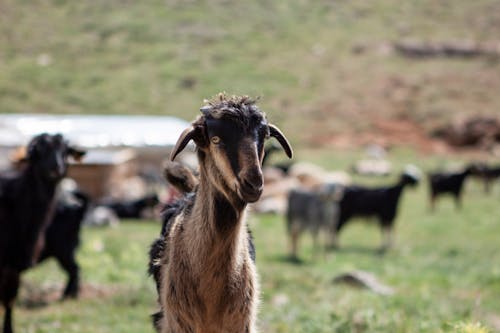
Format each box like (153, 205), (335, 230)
(153, 94), (292, 333)
(160, 195), (258, 332)
(159, 144), (259, 333)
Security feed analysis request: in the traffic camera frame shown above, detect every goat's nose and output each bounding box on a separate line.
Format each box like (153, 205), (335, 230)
(242, 169), (263, 191)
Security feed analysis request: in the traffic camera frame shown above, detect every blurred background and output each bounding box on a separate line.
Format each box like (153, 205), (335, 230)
(0, 1), (499, 332)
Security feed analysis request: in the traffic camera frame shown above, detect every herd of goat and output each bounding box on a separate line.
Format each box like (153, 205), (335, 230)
(1, 97), (499, 332)
(284, 161), (498, 261)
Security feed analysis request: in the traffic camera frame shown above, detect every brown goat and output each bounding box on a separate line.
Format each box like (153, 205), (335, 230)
(149, 94), (292, 333)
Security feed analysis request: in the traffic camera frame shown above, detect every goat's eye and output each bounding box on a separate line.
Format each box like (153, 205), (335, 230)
(259, 126), (270, 139)
(211, 136), (221, 144)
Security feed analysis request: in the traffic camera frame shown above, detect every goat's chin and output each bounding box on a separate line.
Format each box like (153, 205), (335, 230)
(44, 171), (64, 183)
(237, 187), (263, 204)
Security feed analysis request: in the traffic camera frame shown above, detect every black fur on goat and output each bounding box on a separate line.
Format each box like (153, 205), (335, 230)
(473, 163), (500, 194)
(427, 164), (480, 211)
(0, 133), (85, 333)
(101, 193), (159, 219)
(37, 189), (89, 299)
(334, 167), (420, 252)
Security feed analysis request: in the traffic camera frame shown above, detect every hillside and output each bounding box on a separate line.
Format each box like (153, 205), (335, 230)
(1, 0), (499, 150)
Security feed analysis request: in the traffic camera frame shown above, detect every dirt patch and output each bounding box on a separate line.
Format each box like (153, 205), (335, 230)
(308, 118), (450, 154)
(19, 282), (118, 309)
(432, 115), (500, 149)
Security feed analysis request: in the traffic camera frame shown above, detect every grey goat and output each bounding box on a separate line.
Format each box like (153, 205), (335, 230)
(286, 183), (343, 261)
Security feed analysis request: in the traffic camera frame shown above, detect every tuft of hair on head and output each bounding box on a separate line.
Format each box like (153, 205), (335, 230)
(163, 161), (198, 194)
(200, 92), (263, 120)
(203, 92), (259, 108)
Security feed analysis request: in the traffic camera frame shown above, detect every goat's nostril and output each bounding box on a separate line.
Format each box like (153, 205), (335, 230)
(243, 178), (263, 192)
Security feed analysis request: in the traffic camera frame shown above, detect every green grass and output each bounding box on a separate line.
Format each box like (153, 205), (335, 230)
(12, 149), (500, 333)
(2, 1), (500, 331)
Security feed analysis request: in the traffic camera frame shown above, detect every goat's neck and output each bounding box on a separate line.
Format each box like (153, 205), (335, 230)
(460, 170), (471, 179)
(18, 165), (59, 266)
(388, 182), (406, 202)
(24, 166), (58, 203)
(186, 172), (248, 272)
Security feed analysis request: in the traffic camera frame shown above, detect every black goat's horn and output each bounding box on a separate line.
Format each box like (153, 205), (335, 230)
(68, 147), (86, 162)
(269, 124), (293, 159)
(170, 127), (196, 161)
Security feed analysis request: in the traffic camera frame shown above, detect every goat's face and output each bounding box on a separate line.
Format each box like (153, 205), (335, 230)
(402, 165), (422, 188)
(27, 133), (86, 182)
(465, 163), (485, 176)
(170, 95), (293, 204)
(204, 113), (268, 202)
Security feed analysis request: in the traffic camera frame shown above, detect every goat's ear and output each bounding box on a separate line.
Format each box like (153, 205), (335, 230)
(269, 124), (293, 159)
(9, 146), (28, 164)
(170, 126), (203, 161)
(68, 147), (86, 162)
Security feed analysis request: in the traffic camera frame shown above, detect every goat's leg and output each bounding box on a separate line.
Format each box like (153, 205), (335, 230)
(329, 219), (345, 250)
(311, 230), (320, 261)
(429, 194), (436, 213)
(454, 192), (463, 210)
(328, 229), (339, 249)
(378, 224), (393, 254)
(2, 270), (20, 333)
(2, 304), (13, 333)
(327, 229), (339, 250)
(288, 224), (300, 261)
(57, 254), (80, 299)
(319, 230), (329, 261)
(484, 179), (491, 194)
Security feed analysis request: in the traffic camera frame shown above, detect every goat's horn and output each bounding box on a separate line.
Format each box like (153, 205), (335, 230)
(68, 147), (86, 162)
(170, 127), (196, 161)
(269, 124), (293, 159)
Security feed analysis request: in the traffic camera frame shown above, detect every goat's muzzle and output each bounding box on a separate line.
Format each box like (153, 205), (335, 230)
(238, 171), (264, 203)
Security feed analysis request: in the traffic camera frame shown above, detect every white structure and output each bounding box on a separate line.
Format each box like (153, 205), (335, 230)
(0, 114), (196, 196)
(0, 114), (190, 148)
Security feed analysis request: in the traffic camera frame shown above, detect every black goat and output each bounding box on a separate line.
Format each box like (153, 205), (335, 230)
(37, 189), (89, 299)
(334, 167), (420, 252)
(428, 164), (479, 211)
(100, 193), (159, 219)
(474, 164), (500, 194)
(0, 133), (85, 333)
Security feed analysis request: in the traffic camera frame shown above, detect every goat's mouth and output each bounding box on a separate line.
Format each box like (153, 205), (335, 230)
(48, 170), (65, 180)
(238, 181), (263, 203)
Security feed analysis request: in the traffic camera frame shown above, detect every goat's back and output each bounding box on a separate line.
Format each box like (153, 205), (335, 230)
(287, 189), (337, 232)
(39, 191), (89, 261)
(339, 184), (403, 221)
(429, 171), (468, 194)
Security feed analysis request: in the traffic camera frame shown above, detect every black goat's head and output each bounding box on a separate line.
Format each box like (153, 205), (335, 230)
(26, 133), (86, 182)
(464, 162), (485, 176)
(142, 193), (160, 207)
(170, 94), (292, 203)
(401, 165), (421, 187)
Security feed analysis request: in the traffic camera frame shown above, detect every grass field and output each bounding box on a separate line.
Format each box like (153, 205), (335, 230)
(13, 149), (500, 333)
(2, 1), (500, 331)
